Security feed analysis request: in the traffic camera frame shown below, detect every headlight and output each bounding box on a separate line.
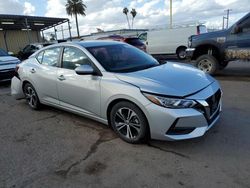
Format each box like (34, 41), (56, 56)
(143, 92), (197, 109)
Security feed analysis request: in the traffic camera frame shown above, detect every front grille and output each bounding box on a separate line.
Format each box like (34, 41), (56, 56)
(194, 89), (221, 124)
(205, 89), (221, 116)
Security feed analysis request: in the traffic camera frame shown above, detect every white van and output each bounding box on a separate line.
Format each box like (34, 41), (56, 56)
(139, 25), (207, 59)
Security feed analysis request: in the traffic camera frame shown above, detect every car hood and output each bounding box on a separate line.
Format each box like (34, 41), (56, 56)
(0, 56), (20, 64)
(192, 29), (228, 41)
(115, 62), (215, 97)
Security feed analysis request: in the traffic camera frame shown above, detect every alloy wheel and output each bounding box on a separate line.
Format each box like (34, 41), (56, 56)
(114, 107), (141, 140)
(24, 86), (38, 108)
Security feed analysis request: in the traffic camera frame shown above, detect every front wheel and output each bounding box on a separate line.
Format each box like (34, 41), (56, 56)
(110, 101), (149, 144)
(196, 54), (219, 75)
(177, 47), (187, 60)
(23, 83), (41, 110)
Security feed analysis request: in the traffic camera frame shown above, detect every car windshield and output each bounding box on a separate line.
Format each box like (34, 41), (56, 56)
(0, 48), (8, 56)
(86, 44), (159, 73)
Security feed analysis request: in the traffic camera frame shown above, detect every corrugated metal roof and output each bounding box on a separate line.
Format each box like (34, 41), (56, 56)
(0, 14), (69, 31)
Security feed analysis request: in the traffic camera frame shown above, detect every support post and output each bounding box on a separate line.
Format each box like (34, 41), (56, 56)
(54, 26), (57, 41)
(3, 30), (8, 52)
(41, 30), (45, 42)
(68, 20), (72, 41)
(61, 25), (64, 39)
(25, 18), (31, 44)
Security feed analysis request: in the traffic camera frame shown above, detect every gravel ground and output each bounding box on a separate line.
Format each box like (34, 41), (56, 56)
(0, 61), (250, 188)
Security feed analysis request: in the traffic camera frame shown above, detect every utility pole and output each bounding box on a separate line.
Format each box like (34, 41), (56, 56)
(170, 0), (173, 28)
(225, 9), (232, 29)
(222, 16), (227, 29)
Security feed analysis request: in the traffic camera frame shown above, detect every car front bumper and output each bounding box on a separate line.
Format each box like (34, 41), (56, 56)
(186, 48), (195, 60)
(0, 69), (15, 82)
(145, 81), (221, 141)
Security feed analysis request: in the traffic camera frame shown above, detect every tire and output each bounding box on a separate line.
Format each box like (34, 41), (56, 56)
(110, 101), (149, 144)
(196, 54), (219, 75)
(219, 61), (229, 70)
(23, 83), (41, 110)
(177, 47), (187, 60)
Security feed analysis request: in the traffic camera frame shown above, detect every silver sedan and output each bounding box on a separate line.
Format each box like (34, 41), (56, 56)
(11, 41), (222, 143)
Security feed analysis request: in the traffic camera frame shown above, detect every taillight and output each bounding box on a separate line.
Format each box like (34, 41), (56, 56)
(15, 65), (19, 72)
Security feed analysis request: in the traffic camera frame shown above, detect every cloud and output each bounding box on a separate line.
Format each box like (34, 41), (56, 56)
(0, 0), (36, 15)
(0, 0), (23, 14)
(23, 1), (36, 15)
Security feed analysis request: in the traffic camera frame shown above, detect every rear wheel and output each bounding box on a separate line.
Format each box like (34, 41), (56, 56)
(196, 54), (219, 75)
(110, 101), (149, 144)
(23, 83), (41, 110)
(177, 47), (187, 60)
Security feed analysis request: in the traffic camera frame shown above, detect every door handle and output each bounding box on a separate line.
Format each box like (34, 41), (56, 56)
(58, 75), (66, 81)
(30, 68), (36, 73)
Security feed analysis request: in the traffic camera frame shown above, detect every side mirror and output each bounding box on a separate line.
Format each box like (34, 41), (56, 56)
(75, 64), (95, 75)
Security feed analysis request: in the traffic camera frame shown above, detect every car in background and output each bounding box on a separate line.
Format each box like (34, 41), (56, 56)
(17, 43), (54, 60)
(139, 25), (207, 60)
(97, 35), (147, 52)
(186, 12), (250, 74)
(0, 48), (20, 82)
(11, 41), (222, 144)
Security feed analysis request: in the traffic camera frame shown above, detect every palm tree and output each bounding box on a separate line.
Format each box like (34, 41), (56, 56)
(66, 0), (87, 38)
(130, 8), (137, 29)
(123, 7), (131, 29)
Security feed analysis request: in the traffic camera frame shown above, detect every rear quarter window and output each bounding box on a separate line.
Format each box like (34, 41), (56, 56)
(36, 51), (44, 63)
(36, 47), (61, 67)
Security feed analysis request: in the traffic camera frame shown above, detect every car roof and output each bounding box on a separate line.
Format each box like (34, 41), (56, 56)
(47, 41), (124, 48)
(30, 41), (124, 58)
(76, 40), (124, 47)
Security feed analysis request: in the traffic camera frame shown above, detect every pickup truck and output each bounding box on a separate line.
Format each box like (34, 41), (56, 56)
(186, 12), (250, 74)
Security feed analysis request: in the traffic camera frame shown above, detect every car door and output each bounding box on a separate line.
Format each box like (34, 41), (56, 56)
(57, 46), (101, 116)
(235, 17), (250, 60)
(28, 47), (61, 105)
(225, 16), (250, 60)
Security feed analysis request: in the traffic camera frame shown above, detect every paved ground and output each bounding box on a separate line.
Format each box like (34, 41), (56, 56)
(0, 62), (250, 188)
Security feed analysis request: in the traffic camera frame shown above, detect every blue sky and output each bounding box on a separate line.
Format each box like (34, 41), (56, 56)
(24, 0), (47, 15)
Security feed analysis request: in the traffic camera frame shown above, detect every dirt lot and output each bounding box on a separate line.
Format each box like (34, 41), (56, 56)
(1, 61), (250, 188)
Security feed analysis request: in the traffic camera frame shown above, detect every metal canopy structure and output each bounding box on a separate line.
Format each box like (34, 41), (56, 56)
(0, 14), (72, 52)
(0, 14), (69, 31)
